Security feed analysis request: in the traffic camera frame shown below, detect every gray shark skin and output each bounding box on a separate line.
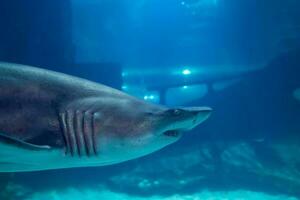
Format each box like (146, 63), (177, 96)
(0, 62), (212, 172)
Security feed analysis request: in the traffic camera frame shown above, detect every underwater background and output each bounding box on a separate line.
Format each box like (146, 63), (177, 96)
(0, 0), (300, 199)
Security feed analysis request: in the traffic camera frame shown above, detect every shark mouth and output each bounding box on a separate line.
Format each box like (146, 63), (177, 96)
(163, 130), (181, 137)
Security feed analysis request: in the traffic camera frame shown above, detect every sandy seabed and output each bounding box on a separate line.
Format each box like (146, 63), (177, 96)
(25, 187), (298, 200)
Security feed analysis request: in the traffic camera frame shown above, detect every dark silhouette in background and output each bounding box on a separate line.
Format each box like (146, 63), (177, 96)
(0, 0), (122, 89)
(0, 0), (72, 67)
(195, 48), (300, 142)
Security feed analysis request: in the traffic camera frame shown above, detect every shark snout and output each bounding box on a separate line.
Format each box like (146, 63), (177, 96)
(189, 106), (212, 124)
(184, 106), (212, 130)
(162, 106), (212, 137)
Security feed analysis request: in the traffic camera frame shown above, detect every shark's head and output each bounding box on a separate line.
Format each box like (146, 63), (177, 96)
(97, 99), (212, 164)
(153, 106), (212, 139)
(138, 106), (212, 151)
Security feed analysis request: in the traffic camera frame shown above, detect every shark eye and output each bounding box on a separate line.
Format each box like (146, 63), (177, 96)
(173, 109), (181, 115)
(169, 109), (182, 116)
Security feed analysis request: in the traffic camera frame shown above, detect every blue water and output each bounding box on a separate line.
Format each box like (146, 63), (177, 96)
(0, 0), (300, 199)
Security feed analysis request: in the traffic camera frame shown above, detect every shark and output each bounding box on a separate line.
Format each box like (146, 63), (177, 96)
(0, 62), (212, 172)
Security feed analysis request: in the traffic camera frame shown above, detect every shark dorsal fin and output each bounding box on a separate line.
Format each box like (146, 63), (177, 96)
(0, 134), (51, 151)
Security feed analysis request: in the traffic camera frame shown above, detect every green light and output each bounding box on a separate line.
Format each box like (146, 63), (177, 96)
(144, 95), (155, 100)
(182, 69), (191, 75)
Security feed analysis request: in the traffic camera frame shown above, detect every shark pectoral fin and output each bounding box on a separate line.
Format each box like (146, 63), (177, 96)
(0, 134), (53, 172)
(0, 134), (51, 152)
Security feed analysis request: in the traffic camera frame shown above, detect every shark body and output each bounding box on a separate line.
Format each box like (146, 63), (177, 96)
(0, 62), (211, 172)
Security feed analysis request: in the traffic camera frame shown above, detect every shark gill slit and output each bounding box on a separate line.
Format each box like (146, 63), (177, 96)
(83, 111), (93, 156)
(60, 110), (97, 157)
(79, 111), (91, 157)
(66, 111), (76, 156)
(74, 111), (83, 157)
(92, 113), (98, 155)
(59, 112), (71, 155)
